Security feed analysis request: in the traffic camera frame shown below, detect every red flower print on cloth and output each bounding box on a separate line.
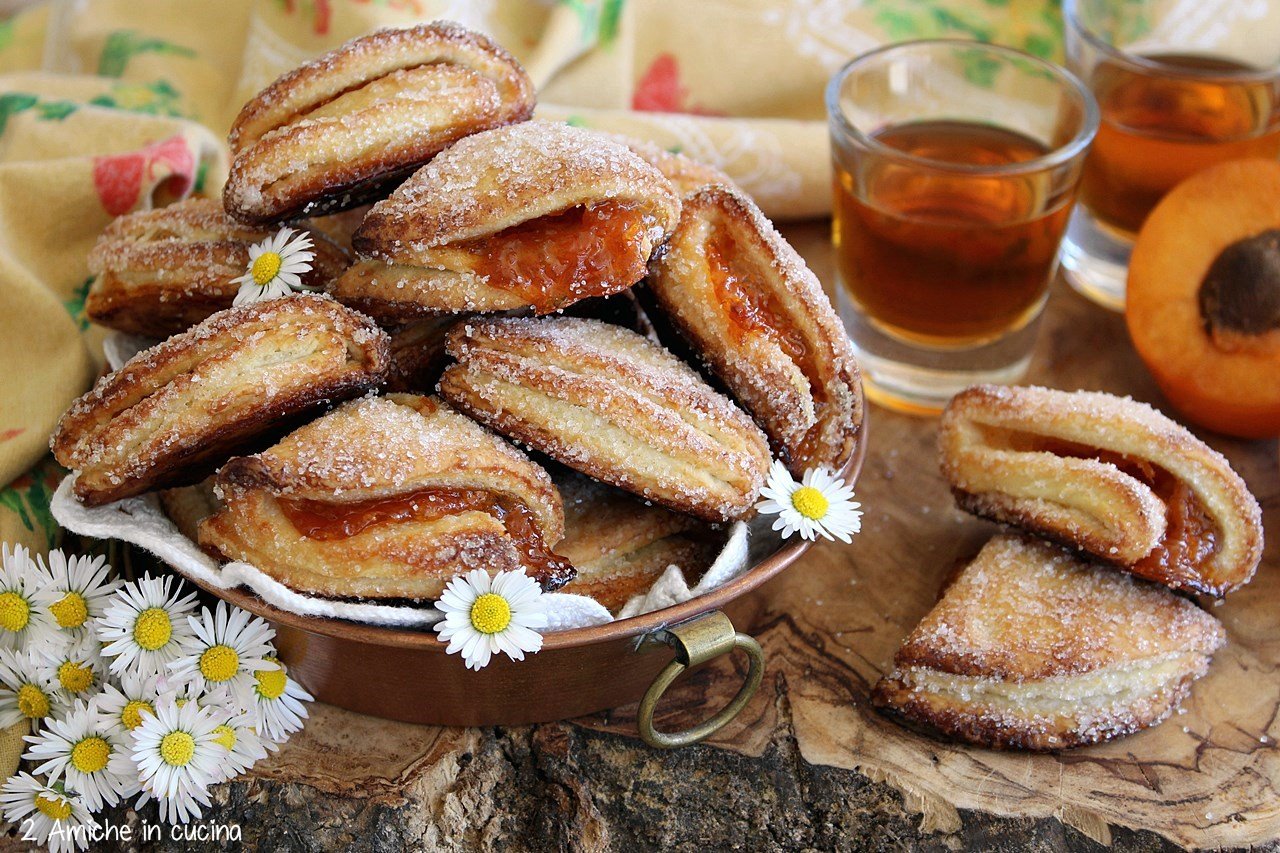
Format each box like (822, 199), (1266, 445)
(632, 53), (723, 116)
(0, 428), (23, 444)
(92, 134), (195, 216)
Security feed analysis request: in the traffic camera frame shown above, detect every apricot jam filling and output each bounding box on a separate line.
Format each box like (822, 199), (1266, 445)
(279, 488), (574, 585)
(1036, 439), (1217, 580)
(465, 202), (656, 313)
(705, 228), (828, 462)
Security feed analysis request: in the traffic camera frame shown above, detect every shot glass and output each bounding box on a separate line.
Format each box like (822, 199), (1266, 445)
(827, 40), (1097, 415)
(1060, 0), (1280, 310)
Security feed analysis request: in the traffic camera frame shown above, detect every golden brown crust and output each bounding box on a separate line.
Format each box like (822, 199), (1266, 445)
(159, 479), (221, 543)
(872, 534), (1225, 751)
(224, 22), (535, 225)
(85, 199), (349, 338)
(50, 295), (390, 506)
(199, 394), (569, 601)
(554, 471), (718, 613)
(648, 186), (862, 472)
(330, 122), (681, 320)
(439, 316), (771, 522)
(938, 384), (1264, 596)
(384, 315), (464, 393)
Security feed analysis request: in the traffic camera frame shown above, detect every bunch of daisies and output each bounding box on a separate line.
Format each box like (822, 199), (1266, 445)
(0, 543), (311, 850)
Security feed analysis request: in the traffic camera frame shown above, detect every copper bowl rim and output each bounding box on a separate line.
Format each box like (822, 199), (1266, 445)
(188, 421), (868, 653)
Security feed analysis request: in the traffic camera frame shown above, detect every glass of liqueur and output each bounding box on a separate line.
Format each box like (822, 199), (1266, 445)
(1060, 0), (1280, 310)
(827, 41), (1098, 414)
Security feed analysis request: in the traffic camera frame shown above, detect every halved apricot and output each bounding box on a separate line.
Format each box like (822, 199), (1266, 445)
(1127, 158), (1280, 439)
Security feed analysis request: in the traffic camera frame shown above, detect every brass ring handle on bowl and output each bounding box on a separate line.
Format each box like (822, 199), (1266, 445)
(637, 611), (765, 749)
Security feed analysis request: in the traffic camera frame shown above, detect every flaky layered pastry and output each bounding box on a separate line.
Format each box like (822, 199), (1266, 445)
(555, 471), (719, 613)
(51, 296), (389, 506)
(330, 122), (681, 321)
(85, 199), (349, 338)
(939, 385), (1263, 596)
(439, 317), (771, 522)
(385, 314), (464, 393)
(200, 394), (571, 601)
(873, 534), (1225, 751)
(648, 186), (862, 471)
(224, 22), (535, 224)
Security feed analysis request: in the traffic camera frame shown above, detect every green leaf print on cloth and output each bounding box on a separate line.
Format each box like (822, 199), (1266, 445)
(97, 30), (197, 78)
(0, 455), (65, 551)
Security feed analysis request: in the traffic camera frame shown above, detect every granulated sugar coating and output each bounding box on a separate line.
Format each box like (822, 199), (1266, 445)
(50, 295), (390, 506)
(873, 533), (1225, 751)
(440, 316), (771, 523)
(224, 21), (535, 224)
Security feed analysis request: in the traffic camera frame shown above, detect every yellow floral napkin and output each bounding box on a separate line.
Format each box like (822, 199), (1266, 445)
(0, 0), (1063, 552)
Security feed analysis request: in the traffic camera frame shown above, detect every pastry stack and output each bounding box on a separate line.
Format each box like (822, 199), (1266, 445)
(53, 23), (863, 614)
(874, 384), (1264, 750)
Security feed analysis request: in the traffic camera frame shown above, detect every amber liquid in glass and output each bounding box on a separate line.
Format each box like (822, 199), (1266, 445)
(1082, 53), (1280, 235)
(834, 120), (1070, 346)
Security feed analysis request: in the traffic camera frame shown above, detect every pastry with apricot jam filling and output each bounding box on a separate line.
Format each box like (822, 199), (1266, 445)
(224, 22), (535, 225)
(439, 316), (771, 523)
(648, 186), (861, 473)
(199, 395), (572, 602)
(86, 199), (349, 339)
(329, 123), (680, 323)
(938, 385), (1263, 596)
(51, 295), (390, 507)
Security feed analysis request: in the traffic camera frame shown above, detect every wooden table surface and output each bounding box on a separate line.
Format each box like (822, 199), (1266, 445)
(60, 222), (1278, 853)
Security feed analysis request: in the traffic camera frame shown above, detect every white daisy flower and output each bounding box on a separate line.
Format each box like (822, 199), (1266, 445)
(23, 700), (138, 812)
(32, 635), (104, 703)
(434, 569), (547, 671)
(97, 574), (198, 679)
(0, 772), (97, 853)
(168, 601), (276, 707)
(250, 656), (311, 745)
(756, 460), (863, 542)
(38, 550), (121, 638)
(0, 544), (57, 650)
(0, 647), (67, 732)
(207, 708), (269, 782)
(130, 698), (221, 824)
(93, 670), (159, 734)
(231, 227), (316, 306)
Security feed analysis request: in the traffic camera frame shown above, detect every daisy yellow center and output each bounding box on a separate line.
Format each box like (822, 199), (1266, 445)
(17, 684), (49, 719)
(70, 737), (109, 774)
(199, 645), (239, 683)
(50, 592), (89, 629)
(57, 661), (94, 693)
(212, 724), (236, 750)
(251, 252), (283, 286)
(133, 608), (172, 651)
(255, 666), (287, 700)
(34, 795), (71, 821)
(0, 592), (30, 633)
(469, 593), (512, 635)
(160, 731), (195, 767)
(121, 699), (154, 731)
(790, 486), (829, 521)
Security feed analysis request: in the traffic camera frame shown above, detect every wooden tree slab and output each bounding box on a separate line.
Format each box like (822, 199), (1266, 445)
(17, 223), (1274, 852)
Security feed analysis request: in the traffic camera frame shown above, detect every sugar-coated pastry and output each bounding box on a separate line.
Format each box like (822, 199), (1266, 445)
(225, 22), (535, 224)
(330, 123), (681, 322)
(199, 394), (572, 601)
(939, 385), (1263, 596)
(85, 198), (349, 338)
(160, 479), (220, 543)
(873, 534), (1225, 751)
(554, 471), (719, 613)
(51, 296), (390, 506)
(439, 316), (771, 522)
(648, 186), (862, 472)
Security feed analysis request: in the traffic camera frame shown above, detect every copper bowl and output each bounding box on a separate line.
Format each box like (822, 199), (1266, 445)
(185, 407), (867, 745)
